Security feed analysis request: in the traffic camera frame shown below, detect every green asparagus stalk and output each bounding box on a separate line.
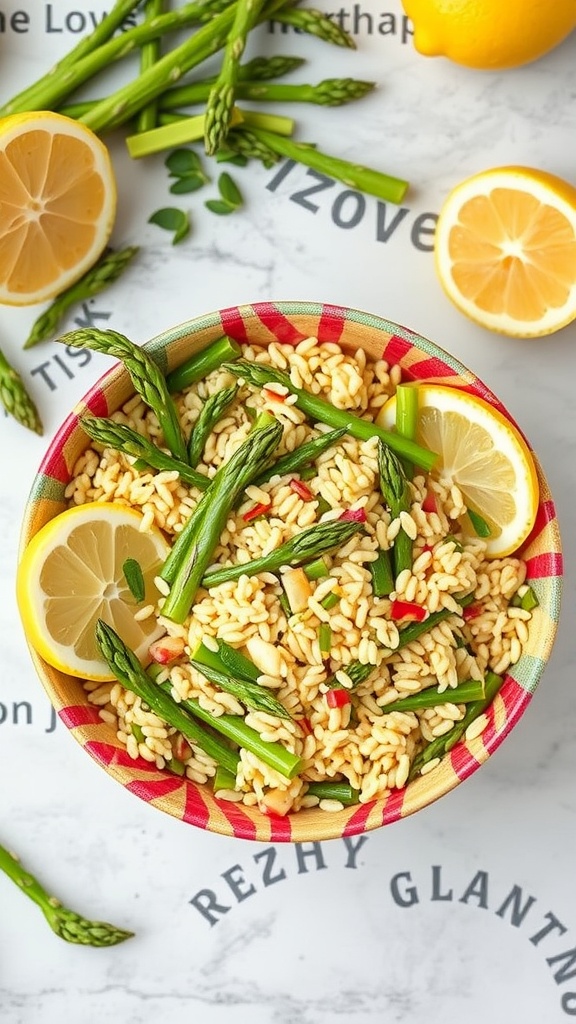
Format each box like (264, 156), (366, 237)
(395, 383), (419, 479)
(326, 660), (375, 690)
(202, 517), (364, 588)
(251, 427), (347, 488)
(79, 0), (295, 134)
(96, 619), (241, 774)
(381, 678), (485, 713)
(166, 335), (242, 393)
(160, 415), (283, 621)
(80, 417), (211, 490)
(271, 7), (356, 48)
(58, 328), (189, 464)
(192, 637), (261, 682)
(204, 0), (268, 155)
(234, 126), (409, 205)
(187, 385), (239, 466)
(159, 76), (376, 110)
(0, 0), (144, 115)
(126, 106), (245, 158)
(378, 440), (413, 578)
(226, 126), (281, 167)
(223, 360), (436, 471)
(0, 842), (133, 947)
(370, 548), (394, 597)
(0, 347), (43, 435)
(408, 671), (504, 779)
(171, 688), (302, 778)
(0, 0), (234, 119)
(135, 0), (166, 134)
(305, 781), (359, 805)
(190, 659), (290, 718)
(392, 593), (475, 652)
(24, 247), (139, 350)
(60, 55), (308, 121)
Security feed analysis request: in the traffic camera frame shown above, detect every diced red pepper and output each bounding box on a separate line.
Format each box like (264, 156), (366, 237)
(290, 478), (314, 502)
(421, 544), (435, 554)
(263, 387), (286, 403)
(390, 599), (427, 622)
(339, 508), (367, 524)
(463, 603), (483, 621)
(242, 500), (271, 522)
(325, 687), (351, 709)
(297, 716), (313, 736)
(422, 491), (438, 514)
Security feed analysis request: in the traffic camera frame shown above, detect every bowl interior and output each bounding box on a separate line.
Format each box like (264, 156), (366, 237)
(21, 301), (563, 842)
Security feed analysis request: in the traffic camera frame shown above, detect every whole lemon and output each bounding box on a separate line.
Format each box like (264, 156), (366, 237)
(401, 0), (576, 70)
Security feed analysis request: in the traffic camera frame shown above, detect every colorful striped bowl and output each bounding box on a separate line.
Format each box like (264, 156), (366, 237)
(20, 302), (563, 842)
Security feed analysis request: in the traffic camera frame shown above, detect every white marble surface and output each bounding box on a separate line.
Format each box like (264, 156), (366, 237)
(1, 3), (576, 1022)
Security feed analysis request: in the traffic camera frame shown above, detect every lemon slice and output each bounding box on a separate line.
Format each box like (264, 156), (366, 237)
(17, 503), (170, 681)
(434, 166), (576, 337)
(376, 384), (539, 557)
(0, 111), (116, 305)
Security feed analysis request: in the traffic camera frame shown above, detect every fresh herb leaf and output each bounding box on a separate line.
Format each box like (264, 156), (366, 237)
(148, 207), (190, 244)
(467, 508), (492, 538)
(217, 171), (243, 207)
(165, 148), (203, 176)
(205, 198), (236, 215)
(123, 558), (146, 603)
(169, 174), (208, 194)
(215, 148), (248, 167)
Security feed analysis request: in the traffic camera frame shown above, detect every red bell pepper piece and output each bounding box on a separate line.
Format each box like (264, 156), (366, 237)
(325, 688), (351, 709)
(339, 508), (367, 524)
(390, 599), (427, 622)
(242, 500), (271, 522)
(290, 478), (314, 502)
(422, 491), (438, 514)
(463, 603), (483, 621)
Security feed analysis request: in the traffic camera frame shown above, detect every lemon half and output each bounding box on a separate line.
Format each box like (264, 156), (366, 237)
(377, 384), (539, 558)
(17, 502), (169, 680)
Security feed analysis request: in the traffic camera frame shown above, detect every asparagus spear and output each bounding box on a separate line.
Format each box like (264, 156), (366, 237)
(271, 7), (356, 48)
(58, 328), (188, 464)
(166, 335), (241, 393)
(79, 0), (294, 134)
(305, 781), (359, 805)
(190, 659), (290, 718)
(251, 427), (347, 489)
(59, 55), (309, 121)
(187, 385), (239, 466)
(408, 671), (504, 779)
(0, 0), (235, 119)
(204, 0), (268, 155)
(80, 416), (211, 490)
(96, 619), (241, 774)
(192, 637), (260, 682)
(223, 360), (436, 471)
(159, 76), (376, 110)
(0, 347), (43, 435)
(0, 0), (143, 115)
(24, 247), (139, 350)
(381, 678), (485, 713)
(202, 517), (364, 588)
(160, 415), (283, 621)
(225, 126), (281, 168)
(378, 440), (413, 578)
(230, 127), (410, 205)
(135, 0), (166, 134)
(392, 594), (475, 652)
(0, 842), (133, 947)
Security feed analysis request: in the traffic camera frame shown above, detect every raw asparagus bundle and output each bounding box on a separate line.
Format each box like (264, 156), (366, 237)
(0, 842), (133, 947)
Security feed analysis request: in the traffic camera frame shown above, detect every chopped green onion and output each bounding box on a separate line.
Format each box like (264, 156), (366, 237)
(511, 585), (539, 612)
(304, 556), (330, 581)
(320, 591), (340, 611)
(318, 623), (332, 656)
(213, 765), (238, 792)
(316, 496), (332, 518)
(306, 780), (359, 805)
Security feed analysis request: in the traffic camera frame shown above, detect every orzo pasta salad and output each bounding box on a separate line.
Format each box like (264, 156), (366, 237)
(49, 329), (540, 816)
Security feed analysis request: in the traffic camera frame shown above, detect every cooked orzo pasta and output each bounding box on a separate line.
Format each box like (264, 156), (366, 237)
(67, 335), (535, 815)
